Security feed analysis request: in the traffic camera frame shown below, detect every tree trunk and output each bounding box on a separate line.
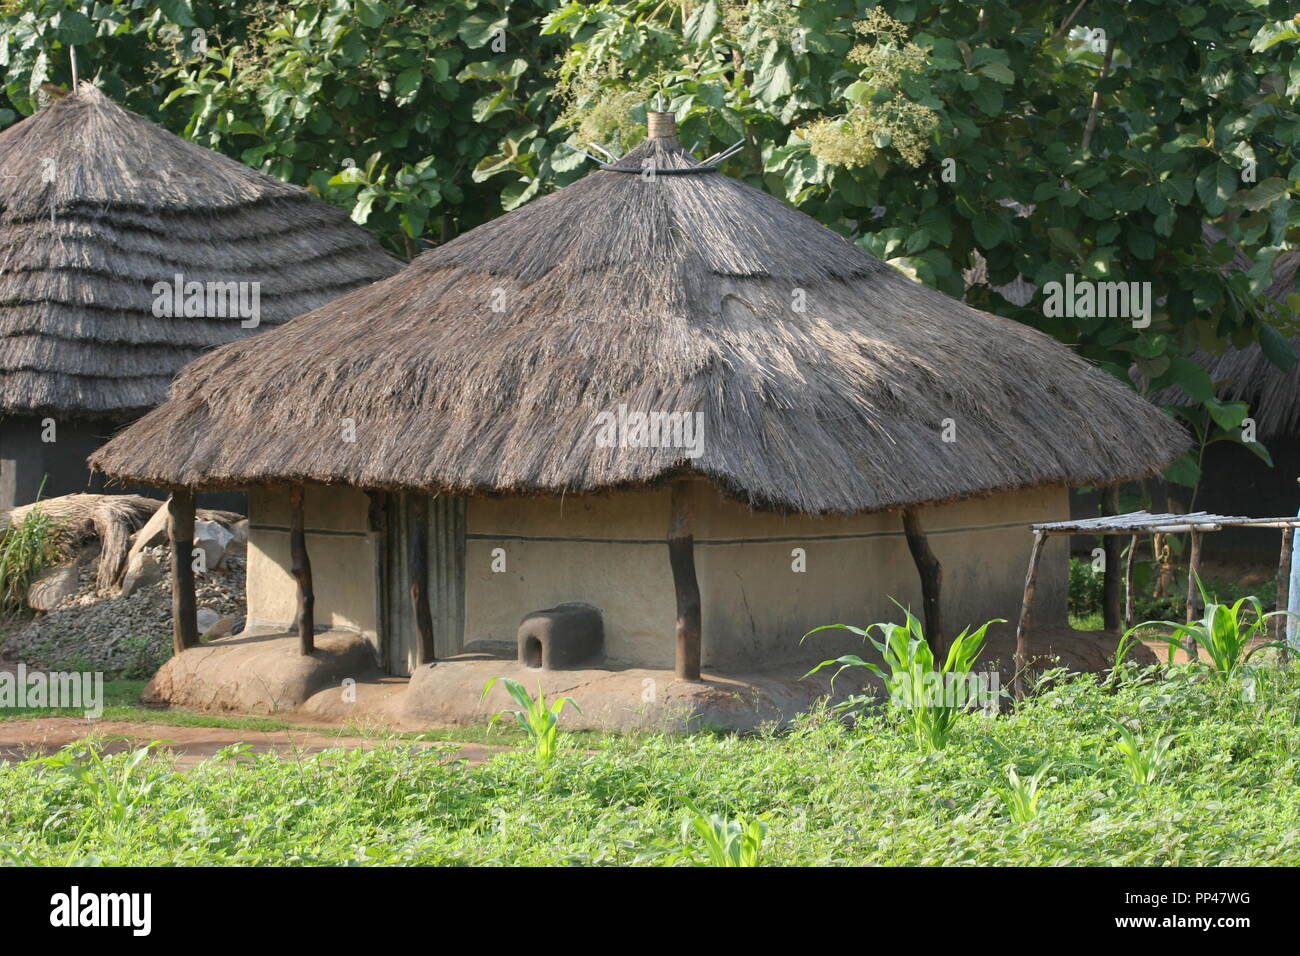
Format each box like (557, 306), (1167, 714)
(1183, 530), (1203, 661)
(1013, 531), (1047, 700)
(902, 507), (944, 656)
(167, 489), (198, 655)
(668, 480), (701, 681)
(289, 485), (314, 654)
(1123, 533), (1138, 632)
(1102, 486), (1123, 632)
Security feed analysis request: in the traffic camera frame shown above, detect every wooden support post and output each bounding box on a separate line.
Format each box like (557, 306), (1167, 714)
(1184, 529), (1203, 659)
(1102, 486), (1123, 632)
(409, 493), (436, 665)
(289, 485), (314, 654)
(902, 507), (944, 657)
(668, 480), (702, 681)
(1278, 526), (1294, 659)
(167, 488), (198, 655)
(1013, 531), (1047, 701)
(1184, 530), (1202, 624)
(1123, 533), (1138, 632)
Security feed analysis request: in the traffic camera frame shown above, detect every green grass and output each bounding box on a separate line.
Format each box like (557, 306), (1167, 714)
(0, 504), (65, 611)
(3, 661), (1300, 865)
(1069, 610), (1104, 631)
(0, 680), (295, 732)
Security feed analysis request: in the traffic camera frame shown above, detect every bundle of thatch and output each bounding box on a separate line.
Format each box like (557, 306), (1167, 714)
(1, 493), (239, 593)
(93, 114), (1187, 514)
(0, 83), (402, 419)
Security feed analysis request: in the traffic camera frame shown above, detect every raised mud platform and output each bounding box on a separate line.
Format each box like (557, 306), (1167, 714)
(394, 649), (870, 733)
(144, 627), (383, 715)
(143, 624), (1153, 732)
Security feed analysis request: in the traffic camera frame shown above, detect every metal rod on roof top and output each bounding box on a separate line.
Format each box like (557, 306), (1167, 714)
(703, 143), (748, 168)
(701, 139), (746, 165)
(561, 142), (608, 166)
(711, 143), (747, 164)
(70, 47), (78, 88)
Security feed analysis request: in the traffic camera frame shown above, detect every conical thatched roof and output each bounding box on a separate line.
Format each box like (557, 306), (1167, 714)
(0, 83), (402, 419)
(93, 116), (1187, 515)
(1158, 250), (1300, 437)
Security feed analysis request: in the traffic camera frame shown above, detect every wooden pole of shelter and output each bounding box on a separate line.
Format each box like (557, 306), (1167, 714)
(1013, 530), (1047, 701)
(167, 489), (198, 655)
(409, 494), (436, 665)
(668, 480), (702, 681)
(1102, 486), (1123, 632)
(1278, 526), (1294, 661)
(902, 507), (944, 657)
(1123, 533), (1138, 632)
(288, 485), (315, 654)
(1184, 529), (1203, 660)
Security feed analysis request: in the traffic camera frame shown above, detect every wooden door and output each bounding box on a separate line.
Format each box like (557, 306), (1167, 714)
(382, 492), (467, 675)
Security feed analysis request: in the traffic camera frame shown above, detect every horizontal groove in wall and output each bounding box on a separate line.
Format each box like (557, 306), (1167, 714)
(250, 524), (369, 538)
(464, 520), (1035, 547)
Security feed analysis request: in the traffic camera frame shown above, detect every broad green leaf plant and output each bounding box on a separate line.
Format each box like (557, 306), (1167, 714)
(679, 803), (767, 867)
(805, 605), (1003, 751)
(481, 677), (581, 766)
(1120, 579), (1292, 680)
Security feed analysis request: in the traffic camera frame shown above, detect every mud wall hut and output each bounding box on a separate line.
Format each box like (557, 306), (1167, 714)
(92, 111), (1188, 680)
(0, 83), (402, 509)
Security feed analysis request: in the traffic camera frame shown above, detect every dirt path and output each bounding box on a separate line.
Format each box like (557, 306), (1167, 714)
(0, 718), (506, 769)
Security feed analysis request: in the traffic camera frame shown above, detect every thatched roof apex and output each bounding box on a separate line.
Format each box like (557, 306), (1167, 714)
(92, 117), (1188, 514)
(0, 83), (402, 419)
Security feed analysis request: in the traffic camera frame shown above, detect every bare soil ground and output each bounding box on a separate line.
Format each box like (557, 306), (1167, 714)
(0, 717), (504, 769)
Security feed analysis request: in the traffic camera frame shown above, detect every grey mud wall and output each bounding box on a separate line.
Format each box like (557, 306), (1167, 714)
(245, 480), (1070, 675)
(0, 415), (114, 510)
(464, 481), (1069, 670)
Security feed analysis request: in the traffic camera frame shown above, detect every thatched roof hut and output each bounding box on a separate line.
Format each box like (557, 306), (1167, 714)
(91, 113), (1188, 699)
(0, 83), (401, 419)
(0, 83), (401, 508)
(1168, 249), (1300, 438)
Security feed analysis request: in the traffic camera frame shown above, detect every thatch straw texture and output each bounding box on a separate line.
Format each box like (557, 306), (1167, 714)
(93, 126), (1188, 514)
(0, 84), (402, 418)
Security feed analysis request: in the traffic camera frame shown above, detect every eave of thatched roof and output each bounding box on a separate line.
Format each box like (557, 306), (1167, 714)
(0, 83), (403, 418)
(92, 121), (1189, 515)
(1154, 249), (1300, 437)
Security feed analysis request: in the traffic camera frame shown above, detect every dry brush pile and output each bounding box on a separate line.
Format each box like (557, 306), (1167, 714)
(0, 494), (246, 678)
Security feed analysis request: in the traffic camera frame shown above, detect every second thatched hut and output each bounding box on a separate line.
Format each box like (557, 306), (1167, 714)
(0, 83), (401, 509)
